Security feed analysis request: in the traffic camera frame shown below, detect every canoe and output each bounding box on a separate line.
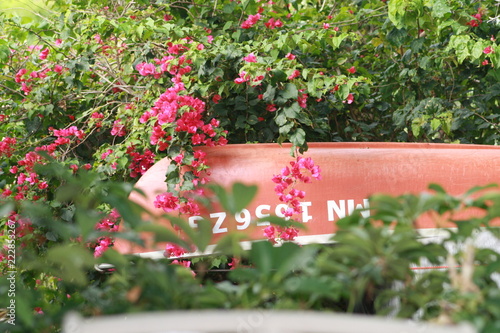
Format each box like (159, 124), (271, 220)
(114, 142), (500, 257)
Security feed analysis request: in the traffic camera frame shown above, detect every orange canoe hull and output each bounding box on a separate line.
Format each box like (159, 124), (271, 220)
(115, 142), (500, 256)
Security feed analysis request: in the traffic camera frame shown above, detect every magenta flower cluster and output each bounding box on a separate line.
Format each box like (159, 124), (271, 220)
(264, 156), (322, 244)
(93, 209), (121, 257)
(272, 156), (321, 217)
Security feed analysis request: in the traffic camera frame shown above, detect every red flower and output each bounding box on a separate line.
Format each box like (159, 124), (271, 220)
(164, 242), (187, 257)
(241, 13), (261, 29)
(265, 18), (283, 29)
(266, 104), (277, 112)
(346, 93), (354, 104)
(111, 120), (127, 137)
(39, 48), (49, 60)
(154, 192), (180, 212)
(347, 66), (356, 74)
(234, 71), (250, 84)
(483, 46), (493, 54)
(212, 94), (221, 104)
(53, 64), (64, 73)
(288, 69), (300, 80)
(243, 53), (257, 62)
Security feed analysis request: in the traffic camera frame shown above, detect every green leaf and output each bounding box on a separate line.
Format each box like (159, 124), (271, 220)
(136, 222), (191, 250)
(279, 122), (294, 135)
(280, 83), (298, 100)
(193, 218), (213, 252)
(43, 245), (95, 285)
(263, 85), (276, 102)
(283, 102), (300, 118)
(0, 200), (14, 217)
(289, 128), (306, 147)
(428, 183), (446, 193)
(208, 183), (231, 212)
(464, 184), (498, 197)
(0, 40), (10, 62)
(213, 233), (247, 257)
(166, 164), (180, 184)
(232, 183), (258, 212)
(249, 240), (274, 275)
(430, 0), (451, 18)
(270, 69), (287, 84)
(275, 112), (287, 126)
(329, 33), (348, 49)
(386, 28), (407, 47)
(223, 2), (236, 13)
(430, 118), (440, 131)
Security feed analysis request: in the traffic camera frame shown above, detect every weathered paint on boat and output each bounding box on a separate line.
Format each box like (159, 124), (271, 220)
(115, 142), (500, 256)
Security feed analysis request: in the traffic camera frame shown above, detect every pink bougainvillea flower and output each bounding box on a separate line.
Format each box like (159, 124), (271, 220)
(15, 68), (27, 83)
(228, 257), (240, 270)
(466, 19), (479, 27)
(127, 147), (155, 177)
(110, 119), (127, 137)
(270, 156), (321, 222)
(252, 75), (264, 83)
(346, 93), (354, 104)
(154, 192), (180, 212)
(55, 39), (63, 46)
(323, 23), (330, 29)
(101, 149), (113, 160)
(281, 227), (299, 241)
(263, 225), (276, 243)
(171, 260), (192, 270)
(466, 12), (482, 27)
(244, 53), (257, 62)
(21, 82), (32, 95)
(212, 94), (221, 104)
(173, 153), (184, 164)
(285, 53), (296, 60)
(53, 64), (64, 73)
(241, 13), (261, 29)
(483, 46), (493, 54)
(91, 112), (104, 119)
(164, 242), (187, 257)
(0, 137), (17, 158)
(136, 62), (157, 76)
(298, 93), (308, 108)
(274, 19), (283, 28)
(39, 48), (49, 60)
(266, 104), (277, 112)
(234, 71), (250, 84)
(265, 18), (283, 29)
(288, 69), (300, 80)
(347, 66), (356, 74)
(482, 59), (489, 66)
